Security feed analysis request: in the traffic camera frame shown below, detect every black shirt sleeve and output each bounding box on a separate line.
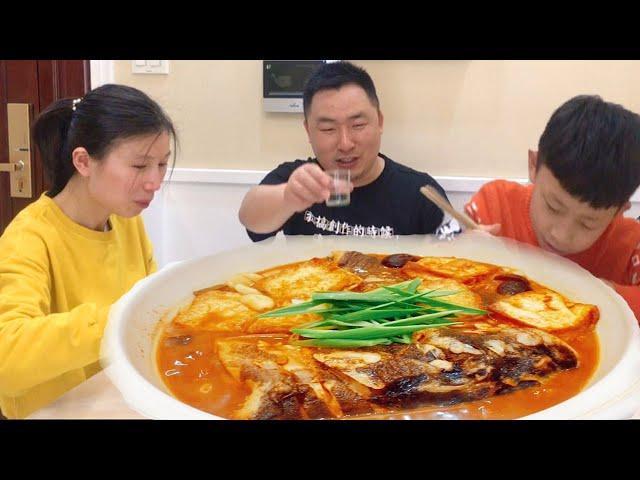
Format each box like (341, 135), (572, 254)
(400, 170), (446, 234)
(418, 176), (447, 233)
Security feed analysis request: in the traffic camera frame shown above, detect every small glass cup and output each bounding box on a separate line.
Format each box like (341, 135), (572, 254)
(326, 169), (351, 207)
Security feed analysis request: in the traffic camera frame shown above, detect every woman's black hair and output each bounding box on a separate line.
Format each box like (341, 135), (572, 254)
(32, 83), (178, 197)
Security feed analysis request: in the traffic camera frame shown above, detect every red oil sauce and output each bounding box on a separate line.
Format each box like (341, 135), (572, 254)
(156, 319), (599, 420)
(156, 255), (599, 419)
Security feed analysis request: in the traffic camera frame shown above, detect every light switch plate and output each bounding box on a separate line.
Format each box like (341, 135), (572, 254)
(132, 60), (170, 74)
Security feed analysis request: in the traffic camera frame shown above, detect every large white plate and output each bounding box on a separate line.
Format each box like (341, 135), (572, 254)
(101, 233), (640, 419)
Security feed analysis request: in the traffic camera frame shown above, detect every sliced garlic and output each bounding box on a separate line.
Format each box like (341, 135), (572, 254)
(363, 276), (385, 283)
(233, 283), (261, 295)
(516, 332), (541, 346)
(226, 273), (254, 288)
(240, 294), (275, 311)
(485, 339), (506, 356)
(439, 337), (483, 355)
(429, 359), (454, 371)
(416, 343), (445, 359)
(199, 383), (213, 394)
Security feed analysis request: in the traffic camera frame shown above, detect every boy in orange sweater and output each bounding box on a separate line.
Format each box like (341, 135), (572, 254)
(465, 95), (640, 322)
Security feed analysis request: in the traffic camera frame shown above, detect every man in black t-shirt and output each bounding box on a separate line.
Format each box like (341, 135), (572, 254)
(239, 61), (450, 242)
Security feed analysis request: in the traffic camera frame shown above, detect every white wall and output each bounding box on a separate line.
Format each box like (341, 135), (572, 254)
(143, 170), (640, 268)
(90, 62), (640, 266)
(107, 60), (640, 180)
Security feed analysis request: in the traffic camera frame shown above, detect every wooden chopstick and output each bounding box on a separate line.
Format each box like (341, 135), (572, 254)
(420, 185), (480, 230)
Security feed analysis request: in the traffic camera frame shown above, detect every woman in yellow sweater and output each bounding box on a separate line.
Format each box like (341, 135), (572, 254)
(0, 84), (176, 418)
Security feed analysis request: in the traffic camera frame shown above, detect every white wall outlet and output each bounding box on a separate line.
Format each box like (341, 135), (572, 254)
(132, 60), (170, 75)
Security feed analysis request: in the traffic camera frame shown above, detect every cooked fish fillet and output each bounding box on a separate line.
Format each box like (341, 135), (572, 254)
(217, 340), (317, 419)
(371, 324), (579, 408)
(217, 339), (375, 419)
(313, 324), (578, 409)
(489, 290), (599, 331)
(216, 323), (578, 419)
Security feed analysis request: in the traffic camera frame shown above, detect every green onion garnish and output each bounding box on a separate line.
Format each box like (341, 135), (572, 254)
(258, 279), (487, 348)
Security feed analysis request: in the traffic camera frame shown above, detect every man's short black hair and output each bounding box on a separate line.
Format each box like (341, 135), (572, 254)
(538, 94), (640, 209)
(303, 61), (380, 117)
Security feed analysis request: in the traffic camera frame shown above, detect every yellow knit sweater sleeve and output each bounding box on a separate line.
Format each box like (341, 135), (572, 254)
(0, 196), (155, 414)
(0, 228), (109, 396)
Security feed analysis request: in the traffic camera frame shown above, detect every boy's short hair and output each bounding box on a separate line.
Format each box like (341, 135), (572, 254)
(303, 61), (380, 118)
(537, 95), (640, 209)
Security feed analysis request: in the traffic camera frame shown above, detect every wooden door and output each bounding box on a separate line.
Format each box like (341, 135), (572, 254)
(0, 60), (90, 234)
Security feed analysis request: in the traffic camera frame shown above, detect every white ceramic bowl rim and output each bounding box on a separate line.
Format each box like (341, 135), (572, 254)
(101, 233), (640, 420)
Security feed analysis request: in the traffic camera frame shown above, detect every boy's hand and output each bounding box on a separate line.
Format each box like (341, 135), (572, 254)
(283, 163), (335, 212)
(475, 223), (501, 235)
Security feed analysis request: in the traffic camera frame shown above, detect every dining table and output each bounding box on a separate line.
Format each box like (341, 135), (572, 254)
(27, 368), (144, 419)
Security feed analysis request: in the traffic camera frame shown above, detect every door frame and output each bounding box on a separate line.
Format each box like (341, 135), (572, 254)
(89, 60), (114, 89)
(0, 60), (91, 234)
